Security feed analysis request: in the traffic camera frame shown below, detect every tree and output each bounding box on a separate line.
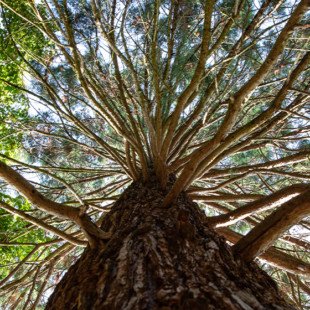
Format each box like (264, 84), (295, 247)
(0, 0), (310, 308)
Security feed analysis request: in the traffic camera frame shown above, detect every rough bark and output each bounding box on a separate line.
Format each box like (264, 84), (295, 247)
(46, 175), (296, 310)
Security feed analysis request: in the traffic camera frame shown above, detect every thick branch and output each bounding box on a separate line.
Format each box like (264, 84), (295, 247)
(232, 189), (310, 261)
(0, 161), (111, 247)
(0, 201), (86, 246)
(0, 160), (78, 220)
(217, 228), (310, 277)
(208, 184), (310, 227)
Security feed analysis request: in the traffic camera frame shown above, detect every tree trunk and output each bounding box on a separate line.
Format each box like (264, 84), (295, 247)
(46, 175), (296, 310)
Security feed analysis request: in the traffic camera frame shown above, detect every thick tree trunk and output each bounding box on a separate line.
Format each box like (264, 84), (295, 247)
(46, 175), (296, 310)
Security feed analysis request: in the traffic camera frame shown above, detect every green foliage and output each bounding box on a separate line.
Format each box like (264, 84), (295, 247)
(0, 0), (54, 294)
(0, 194), (33, 279)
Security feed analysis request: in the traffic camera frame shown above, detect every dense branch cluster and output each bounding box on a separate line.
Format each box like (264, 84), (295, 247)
(0, 0), (310, 307)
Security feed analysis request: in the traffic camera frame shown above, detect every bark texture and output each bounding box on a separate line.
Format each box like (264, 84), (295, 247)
(46, 175), (296, 310)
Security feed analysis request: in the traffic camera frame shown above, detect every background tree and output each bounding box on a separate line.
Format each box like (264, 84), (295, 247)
(0, 0), (310, 308)
(0, 2), (58, 309)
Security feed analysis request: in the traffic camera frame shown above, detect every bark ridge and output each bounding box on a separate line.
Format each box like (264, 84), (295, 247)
(46, 175), (296, 310)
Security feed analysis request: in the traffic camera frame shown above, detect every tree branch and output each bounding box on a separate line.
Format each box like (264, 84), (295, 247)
(233, 189), (310, 261)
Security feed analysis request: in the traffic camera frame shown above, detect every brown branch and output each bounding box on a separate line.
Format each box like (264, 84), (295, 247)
(22, 265), (41, 310)
(201, 150), (310, 180)
(232, 189), (310, 261)
(217, 228), (310, 277)
(0, 160), (111, 247)
(30, 258), (58, 310)
(0, 160), (78, 220)
(190, 193), (263, 202)
(0, 243), (75, 293)
(0, 201), (86, 246)
(208, 184), (310, 227)
(0, 246), (39, 289)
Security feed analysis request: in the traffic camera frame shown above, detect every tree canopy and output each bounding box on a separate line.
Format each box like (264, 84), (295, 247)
(0, 0), (310, 308)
